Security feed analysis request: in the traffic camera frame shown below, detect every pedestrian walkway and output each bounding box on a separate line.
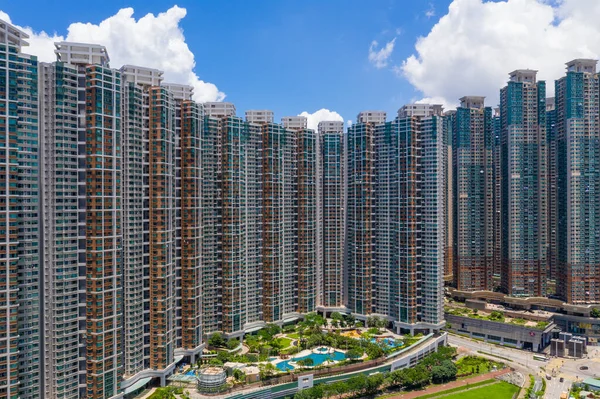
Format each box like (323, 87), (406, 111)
(382, 368), (511, 399)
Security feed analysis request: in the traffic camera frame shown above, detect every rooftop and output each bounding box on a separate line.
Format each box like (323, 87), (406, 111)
(0, 19), (29, 49)
(200, 367), (226, 376)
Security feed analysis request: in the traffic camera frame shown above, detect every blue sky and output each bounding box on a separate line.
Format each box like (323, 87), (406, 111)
(3, 0), (600, 127)
(1, 0), (449, 124)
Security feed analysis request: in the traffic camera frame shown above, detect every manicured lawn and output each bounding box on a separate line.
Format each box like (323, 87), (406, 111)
(456, 356), (501, 376)
(415, 380), (495, 399)
(274, 337), (292, 348)
(286, 333), (300, 339)
(430, 381), (519, 399)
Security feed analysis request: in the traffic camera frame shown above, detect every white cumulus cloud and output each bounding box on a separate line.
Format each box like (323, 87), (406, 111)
(299, 109), (344, 132)
(369, 38), (396, 69)
(399, 0), (600, 108)
(0, 6), (224, 102)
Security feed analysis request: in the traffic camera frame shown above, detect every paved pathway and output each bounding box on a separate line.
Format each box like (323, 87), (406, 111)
(382, 368), (511, 399)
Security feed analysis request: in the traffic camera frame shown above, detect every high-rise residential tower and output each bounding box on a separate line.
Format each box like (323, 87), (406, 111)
(374, 105), (445, 333)
(248, 111), (299, 323)
(452, 96), (495, 291)
(120, 64), (162, 380)
(179, 98), (205, 354)
(546, 97), (558, 283)
(218, 106), (263, 336)
(41, 41), (114, 399)
(83, 63), (123, 399)
(443, 111), (455, 283)
(148, 86), (177, 371)
(346, 111), (385, 315)
(492, 109), (502, 279)
(0, 20), (40, 399)
(283, 116), (317, 314)
(318, 121), (346, 310)
(500, 70), (548, 297)
(555, 59), (600, 304)
(198, 106), (223, 336)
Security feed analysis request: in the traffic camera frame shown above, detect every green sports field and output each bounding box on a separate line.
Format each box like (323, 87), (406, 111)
(425, 380), (519, 399)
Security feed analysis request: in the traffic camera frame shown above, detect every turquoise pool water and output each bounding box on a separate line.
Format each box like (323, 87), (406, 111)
(275, 349), (346, 371)
(186, 370), (196, 376)
(370, 337), (403, 348)
(275, 360), (295, 371)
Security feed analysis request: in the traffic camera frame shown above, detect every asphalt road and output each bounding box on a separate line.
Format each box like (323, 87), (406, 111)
(446, 334), (598, 399)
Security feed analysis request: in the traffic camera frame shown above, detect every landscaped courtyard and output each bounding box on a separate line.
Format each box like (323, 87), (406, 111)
(139, 313), (511, 398)
(199, 312), (415, 380)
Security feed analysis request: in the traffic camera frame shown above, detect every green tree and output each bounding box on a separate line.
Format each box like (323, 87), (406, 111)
(328, 381), (348, 397)
(365, 373), (384, 394)
(591, 308), (600, 318)
(208, 358), (223, 366)
(246, 353), (258, 363)
(296, 358), (314, 367)
(346, 347), (364, 360)
(294, 385), (324, 399)
(217, 350), (231, 363)
(226, 338), (240, 350)
(344, 314), (356, 326)
(347, 374), (368, 395)
(431, 360), (457, 383)
(367, 327), (380, 335)
(208, 332), (226, 348)
(489, 310), (505, 321)
(365, 344), (385, 359)
(259, 363), (276, 380)
(387, 369), (409, 387)
(366, 316), (379, 327)
(232, 368), (245, 382)
(403, 364), (431, 389)
(331, 311), (343, 320)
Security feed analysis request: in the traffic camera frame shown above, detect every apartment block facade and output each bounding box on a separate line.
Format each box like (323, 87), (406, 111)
(372, 105), (446, 333)
(452, 97), (495, 291)
(255, 114), (300, 323)
(346, 112), (383, 316)
(318, 121), (346, 310)
(0, 21), (40, 399)
(344, 107), (446, 333)
(500, 70), (548, 297)
(555, 60), (600, 304)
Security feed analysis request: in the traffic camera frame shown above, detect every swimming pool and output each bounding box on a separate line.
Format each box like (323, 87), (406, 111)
(275, 360), (295, 371)
(371, 337), (403, 348)
(186, 370), (196, 376)
(275, 349), (346, 371)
